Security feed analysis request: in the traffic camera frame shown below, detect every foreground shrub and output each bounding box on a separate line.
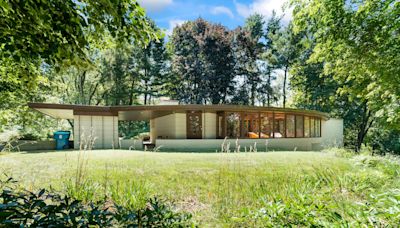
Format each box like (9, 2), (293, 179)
(0, 177), (193, 227)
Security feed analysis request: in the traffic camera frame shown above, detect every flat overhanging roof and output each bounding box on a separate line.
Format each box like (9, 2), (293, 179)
(28, 103), (330, 121)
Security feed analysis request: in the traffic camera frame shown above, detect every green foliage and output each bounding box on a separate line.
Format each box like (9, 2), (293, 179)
(119, 121), (149, 139)
(115, 197), (193, 227)
(290, 0), (400, 152)
(170, 18), (236, 104)
(1, 150), (400, 226)
(0, 177), (193, 227)
(131, 21), (172, 104)
(231, 26), (261, 105)
(0, 0), (161, 138)
(0, 0), (159, 63)
(367, 128), (400, 155)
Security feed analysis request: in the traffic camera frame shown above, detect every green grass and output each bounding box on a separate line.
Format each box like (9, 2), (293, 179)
(1, 150), (399, 226)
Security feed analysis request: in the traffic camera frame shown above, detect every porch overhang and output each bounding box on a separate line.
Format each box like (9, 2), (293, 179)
(28, 103), (330, 121)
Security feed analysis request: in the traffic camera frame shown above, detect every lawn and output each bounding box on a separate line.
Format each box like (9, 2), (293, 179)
(1, 150), (399, 226)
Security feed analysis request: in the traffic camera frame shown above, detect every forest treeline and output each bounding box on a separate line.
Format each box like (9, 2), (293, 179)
(0, 0), (399, 153)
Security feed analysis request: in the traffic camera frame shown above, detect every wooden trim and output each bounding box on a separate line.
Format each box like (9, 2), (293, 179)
(284, 113), (287, 138)
(319, 118), (322, 137)
(294, 114), (297, 138)
(28, 103), (330, 119)
(73, 110), (118, 116)
(302, 115), (305, 138)
(216, 112), (219, 139)
(240, 112), (244, 138)
(259, 113), (262, 138)
(272, 112), (275, 138)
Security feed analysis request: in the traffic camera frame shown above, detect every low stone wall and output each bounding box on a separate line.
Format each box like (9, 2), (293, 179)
(12, 140), (57, 151)
(119, 139), (143, 150)
(155, 138), (323, 152)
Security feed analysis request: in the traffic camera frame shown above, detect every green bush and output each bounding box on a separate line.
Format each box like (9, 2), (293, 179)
(0, 177), (193, 227)
(19, 131), (42, 140)
(367, 128), (400, 155)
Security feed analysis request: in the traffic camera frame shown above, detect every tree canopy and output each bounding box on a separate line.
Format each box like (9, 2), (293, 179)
(0, 0), (398, 153)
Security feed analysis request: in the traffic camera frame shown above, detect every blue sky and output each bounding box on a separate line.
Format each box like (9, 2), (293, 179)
(137, 0), (291, 36)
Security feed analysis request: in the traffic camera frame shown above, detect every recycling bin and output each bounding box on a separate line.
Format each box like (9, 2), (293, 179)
(53, 131), (71, 150)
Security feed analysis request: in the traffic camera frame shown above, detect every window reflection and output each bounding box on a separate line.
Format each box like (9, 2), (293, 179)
(217, 112), (225, 139)
(273, 113), (285, 138)
(310, 117), (315, 137)
(260, 112), (273, 138)
(216, 111), (321, 139)
(296, 115), (304, 137)
(286, 115), (295, 138)
(226, 112), (241, 138)
(243, 113), (259, 138)
(316, 118), (321, 137)
(304, 116), (310, 137)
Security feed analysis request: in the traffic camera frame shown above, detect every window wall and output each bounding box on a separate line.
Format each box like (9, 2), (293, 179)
(274, 113), (285, 138)
(296, 115), (304, 137)
(304, 116), (310, 137)
(218, 111), (322, 139)
(286, 114), (295, 138)
(217, 112), (225, 139)
(226, 112), (241, 138)
(260, 113), (273, 138)
(243, 113), (260, 138)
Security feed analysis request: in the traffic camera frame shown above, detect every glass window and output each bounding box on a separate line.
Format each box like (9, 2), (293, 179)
(316, 118), (321, 137)
(273, 113), (285, 138)
(226, 112), (241, 138)
(243, 113), (259, 138)
(304, 116), (310, 137)
(286, 114), (295, 138)
(296, 115), (304, 137)
(217, 112), (225, 138)
(260, 112), (273, 138)
(310, 117), (315, 137)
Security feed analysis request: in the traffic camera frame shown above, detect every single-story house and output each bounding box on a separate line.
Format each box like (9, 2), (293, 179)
(28, 103), (343, 151)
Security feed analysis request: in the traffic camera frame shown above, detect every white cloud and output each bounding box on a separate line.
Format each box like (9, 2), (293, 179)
(210, 6), (234, 19)
(137, 0), (173, 12)
(234, 0), (292, 23)
(166, 19), (186, 36)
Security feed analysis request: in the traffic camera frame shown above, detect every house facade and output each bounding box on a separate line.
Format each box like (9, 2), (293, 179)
(29, 103), (343, 151)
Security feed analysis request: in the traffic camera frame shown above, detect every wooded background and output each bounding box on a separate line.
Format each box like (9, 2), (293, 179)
(0, 0), (399, 153)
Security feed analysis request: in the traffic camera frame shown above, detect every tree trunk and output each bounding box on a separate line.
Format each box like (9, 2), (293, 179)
(267, 72), (271, 107)
(283, 65), (288, 108)
(88, 82), (99, 105)
(250, 77), (256, 106)
(128, 79), (135, 105)
(355, 102), (374, 152)
(144, 79), (148, 105)
(79, 71), (87, 105)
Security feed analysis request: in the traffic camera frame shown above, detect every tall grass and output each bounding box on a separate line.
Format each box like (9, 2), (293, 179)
(64, 132), (153, 212)
(1, 149), (399, 226)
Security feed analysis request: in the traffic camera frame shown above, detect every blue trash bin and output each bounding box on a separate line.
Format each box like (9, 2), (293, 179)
(53, 131), (71, 150)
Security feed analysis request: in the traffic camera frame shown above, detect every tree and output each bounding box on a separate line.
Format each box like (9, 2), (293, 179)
(239, 14), (266, 106)
(262, 12), (282, 106)
(291, 0), (400, 152)
(0, 0), (159, 135)
(269, 23), (300, 108)
(231, 27), (260, 105)
(0, 0), (158, 63)
(170, 18), (235, 104)
(132, 22), (171, 105)
(0, 0), (159, 104)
